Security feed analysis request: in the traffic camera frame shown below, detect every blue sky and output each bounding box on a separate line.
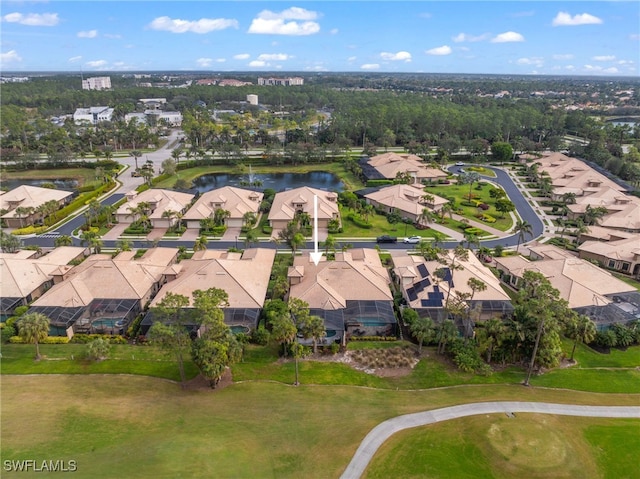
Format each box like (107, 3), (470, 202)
(1, 1), (638, 76)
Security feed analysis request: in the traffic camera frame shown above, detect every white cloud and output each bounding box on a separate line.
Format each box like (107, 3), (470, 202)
(305, 64), (328, 71)
(380, 51), (412, 62)
(2, 12), (59, 26)
(104, 33), (122, 39)
(592, 55), (615, 61)
(425, 45), (452, 56)
(618, 60), (634, 65)
(257, 53), (290, 61)
(86, 60), (107, 68)
(216, 58), (226, 63)
(552, 12), (602, 27)
(360, 63), (380, 70)
(604, 67), (619, 74)
(491, 31), (524, 43)
(68, 56), (82, 63)
(148, 16), (238, 34)
(630, 34), (640, 41)
(516, 57), (544, 67)
(452, 32), (489, 43)
(196, 57), (213, 67)
(565, 65), (575, 70)
(553, 54), (574, 60)
(347, 56), (357, 62)
(248, 7), (320, 35)
(233, 53), (250, 60)
(248, 60), (267, 67)
(1, 50), (22, 64)
(419, 13), (432, 19)
(329, 28), (338, 35)
(77, 30), (98, 38)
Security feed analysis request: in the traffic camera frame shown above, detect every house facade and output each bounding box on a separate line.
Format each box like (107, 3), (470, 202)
(363, 152), (448, 184)
(116, 189), (194, 228)
(364, 183), (448, 222)
(578, 237), (640, 278)
(268, 187), (340, 230)
(1, 185), (73, 228)
(183, 186), (263, 229)
(143, 248), (276, 333)
(287, 249), (395, 341)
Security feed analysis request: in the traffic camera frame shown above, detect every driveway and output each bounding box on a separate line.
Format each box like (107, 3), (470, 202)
(340, 401), (640, 479)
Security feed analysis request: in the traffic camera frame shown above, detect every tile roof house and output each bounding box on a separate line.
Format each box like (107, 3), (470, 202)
(0, 247), (88, 316)
(268, 186), (340, 230)
(578, 237), (640, 278)
(143, 248), (276, 333)
(563, 186), (640, 233)
(392, 251), (512, 325)
(183, 186), (263, 229)
(363, 152), (448, 184)
(364, 184), (449, 222)
(494, 243), (636, 327)
(0, 185), (73, 228)
(287, 249), (395, 341)
(533, 152), (625, 198)
(29, 248), (178, 335)
(116, 189), (194, 228)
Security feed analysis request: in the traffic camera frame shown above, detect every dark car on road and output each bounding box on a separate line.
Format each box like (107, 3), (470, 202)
(376, 235), (397, 244)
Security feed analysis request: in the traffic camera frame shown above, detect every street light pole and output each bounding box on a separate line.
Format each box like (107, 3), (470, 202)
(235, 235), (238, 249)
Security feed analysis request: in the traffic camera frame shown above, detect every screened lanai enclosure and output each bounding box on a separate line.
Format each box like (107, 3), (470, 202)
(29, 298), (140, 336)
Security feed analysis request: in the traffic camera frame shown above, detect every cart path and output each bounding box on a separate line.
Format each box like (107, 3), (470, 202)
(339, 401), (640, 479)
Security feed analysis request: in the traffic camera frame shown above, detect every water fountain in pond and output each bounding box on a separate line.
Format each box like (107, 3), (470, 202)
(239, 165), (263, 188)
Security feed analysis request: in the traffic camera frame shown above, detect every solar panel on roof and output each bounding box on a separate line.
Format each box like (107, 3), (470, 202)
(419, 278), (431, 288)
(421, 299), (443, 307)
(417, 264), (428, 278)
(407, 288), (418, 302)
(414, 282), (425, 293)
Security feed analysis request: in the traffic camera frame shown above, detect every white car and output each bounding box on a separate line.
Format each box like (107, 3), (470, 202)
(455, 161), (465, 166)
(403, 236), (421, 244)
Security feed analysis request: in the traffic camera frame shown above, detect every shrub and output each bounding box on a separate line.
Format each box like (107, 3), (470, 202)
(479, 213), (496, 223)
(9, 336), (69, 344)
(330, 342), (341, 354)
(365, 179), (393, 187)
(85, 338), (111, 361)
(1, 325), (16, 343)
(464, 227), (484, 235)
(12, 225), (48, 235)
(70, 333), (126, 344)
(262, 225), (273, 234)
(346, 212), (372, 229)
(251, 325), (270, 345)
(478, 203), (490, 210)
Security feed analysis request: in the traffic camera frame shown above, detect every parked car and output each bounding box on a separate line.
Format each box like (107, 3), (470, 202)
(455, 161), (465, 166)
(376, 235), (397, 244)
(403, 236), (421, 244)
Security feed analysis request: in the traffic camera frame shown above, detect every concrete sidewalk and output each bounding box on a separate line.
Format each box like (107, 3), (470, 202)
(340, 401), (640, 479)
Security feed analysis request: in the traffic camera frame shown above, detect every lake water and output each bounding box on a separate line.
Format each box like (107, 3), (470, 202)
(1, 178), (78, 191)
(192, 171), (344, 193)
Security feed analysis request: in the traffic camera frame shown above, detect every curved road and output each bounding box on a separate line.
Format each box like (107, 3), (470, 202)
(23, 162), (544, 251)
(340, 401), (640, 479)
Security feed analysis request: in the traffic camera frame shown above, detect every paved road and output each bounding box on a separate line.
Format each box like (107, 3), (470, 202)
(340, 401), (640, 479)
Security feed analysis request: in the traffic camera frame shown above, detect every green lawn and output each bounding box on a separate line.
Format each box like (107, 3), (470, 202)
(425, 182), (514, 231)
(364, 415), (640, 479)
(2, 376), (638, 479)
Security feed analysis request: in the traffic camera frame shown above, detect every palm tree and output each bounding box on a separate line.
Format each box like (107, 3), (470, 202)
(18, 312), (50, 360)
(54, 235), (73, 247)
(270, 311), (297, 358)
(161, 209), (178, 230)
(290, 232), (305, 257)
(439, 202), (454, 221)
(194, 234), (208, 252)
(418, 207), (435, 226)
(213, 208), (231, 227)
(13, 206), (34, 228)
(567, 313), (597, 362)
(410, 316), (435, 354)
(130, 150), (142, 170)
(514, 219), (533, 253)
(242, 211), (257, 229)
(561, 192), (577, 205)
(483, 318), (505, 364)
(244, 229), (258, 248)
(435, 319), (457, 355)
(582, 205), (608, 226)
(323, 235), (337, 256)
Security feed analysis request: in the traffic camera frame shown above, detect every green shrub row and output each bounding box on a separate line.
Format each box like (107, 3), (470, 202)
(365, 179), (393, 187)
(350, 336), (397, 341)
(346, 212), (373, 229)
(9, 336), (69, 344)
(262, 225), (273, 234)
(70, 334), (127, 344)
(151, 173), (171, 186)
(45, 181), (116, 226)
(12, 225), (49, 235)
(478, 213), (496, 223)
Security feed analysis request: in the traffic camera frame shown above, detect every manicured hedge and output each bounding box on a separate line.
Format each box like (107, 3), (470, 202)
(9, 336), (69, 344)
(346, 212), (372, 229)
(366, 179), (393, 187)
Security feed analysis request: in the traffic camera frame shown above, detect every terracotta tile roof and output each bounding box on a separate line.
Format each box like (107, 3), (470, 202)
(0, 185), (73, 219)
(183, 186), (263, 222)
(268, 186), (339, 222)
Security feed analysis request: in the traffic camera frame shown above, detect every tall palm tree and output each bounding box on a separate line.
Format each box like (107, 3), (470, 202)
(244, 229), (258, 248)
(514, 219), (533, 253)
(567, 314), (597, 362)
(483, 318), (505, 364)
(323, 235), (337, 256)
(194, 235), (208, 252)
(54, 235), (73, 247)
(410, 315), (435, 354)
(13, 206), (34, 228)
(18, 312), (50, 360)
(130, 150), (142, 171)
(418, 207), (435, 226)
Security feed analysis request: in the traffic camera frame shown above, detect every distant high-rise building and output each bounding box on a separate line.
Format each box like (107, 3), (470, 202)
(257, 77), (304, 86)
(247, 94), (259, 105)
(82, 76), (112, 90)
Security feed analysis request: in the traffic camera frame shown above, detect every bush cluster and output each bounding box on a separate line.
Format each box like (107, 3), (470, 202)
(70, 334), (127, 344)
(349, 336), (397, 341)
(9, 336), (69, 344)
(346, 212), (372, 229)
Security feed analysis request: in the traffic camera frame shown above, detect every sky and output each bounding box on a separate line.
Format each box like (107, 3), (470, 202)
(1, 1), (639, 76)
